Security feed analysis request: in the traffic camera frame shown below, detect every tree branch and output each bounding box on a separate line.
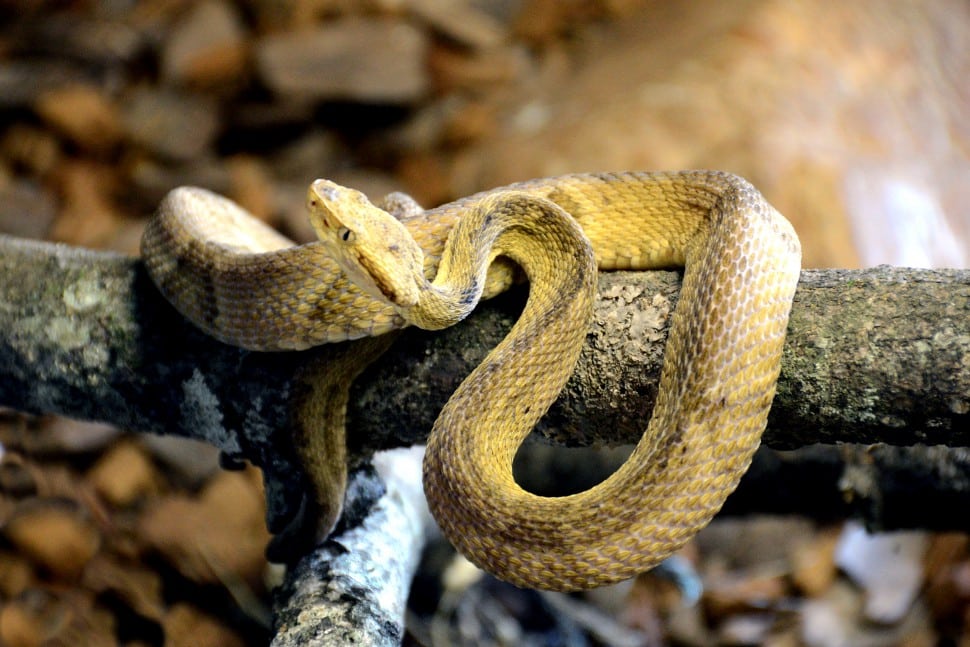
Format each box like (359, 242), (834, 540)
(2, 234), (970, 514)
(348, 265), (970, 452)
(4, 233), (970, 642)
(272, 448), (429, 646)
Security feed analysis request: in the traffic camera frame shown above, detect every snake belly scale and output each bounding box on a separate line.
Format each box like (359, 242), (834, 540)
(142, 171), (801, 591)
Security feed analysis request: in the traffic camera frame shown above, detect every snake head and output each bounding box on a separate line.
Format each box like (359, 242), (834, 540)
(307, 179), (425, 308)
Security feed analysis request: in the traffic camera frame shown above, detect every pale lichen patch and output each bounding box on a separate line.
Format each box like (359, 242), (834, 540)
(45, 316), (91, 349)
(63, 277), (105, 312)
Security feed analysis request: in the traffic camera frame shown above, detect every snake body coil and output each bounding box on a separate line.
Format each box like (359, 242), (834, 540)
(142, 171), (801, 591)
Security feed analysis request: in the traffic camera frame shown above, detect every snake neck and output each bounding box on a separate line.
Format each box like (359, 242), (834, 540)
(401, 192), (591, 331)
(402, 252), (492, 332)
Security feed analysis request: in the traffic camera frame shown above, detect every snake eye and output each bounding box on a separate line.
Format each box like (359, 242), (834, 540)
(338, 227), (355, 243)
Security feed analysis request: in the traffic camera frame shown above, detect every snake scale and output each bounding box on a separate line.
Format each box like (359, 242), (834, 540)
(142, 171), (801, 591)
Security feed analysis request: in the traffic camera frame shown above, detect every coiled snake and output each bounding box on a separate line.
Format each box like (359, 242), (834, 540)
(142, 171), (801, 591)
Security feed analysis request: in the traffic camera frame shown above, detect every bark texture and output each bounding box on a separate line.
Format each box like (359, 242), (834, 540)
(3, 234), (970, 644)
(3, 236), (970, 508)
(272, 448), (429, 647)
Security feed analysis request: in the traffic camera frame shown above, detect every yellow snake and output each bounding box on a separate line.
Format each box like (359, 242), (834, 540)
(142, 171), (801, 591)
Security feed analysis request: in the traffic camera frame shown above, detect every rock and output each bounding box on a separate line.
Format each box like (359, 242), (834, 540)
(126, 155), (232, 209)
(511, 0), (610, 44)
(397, 152), (453, 207)
(137, 469), (269, 587)
(428, 44), (528, 93)
(511, 0), (566, 44)
(87, 440), (160, 508)
(162, 0), (248, 87)
(0, 124), (61, 177)
(34, 84), (123, 155)
(408, 0), (507, 49)
(47, 161), (125, 249)
(3, 499), (101, 580)
(790, 526), (840, 597)
(227, 154), (276, 223)
(121, 87), (220, 161)
(0, 61), (83, 108)
(265, 130), (339, 187)
(138, 434), (222, 488)
(163, 603), (246, 647)
(24, 418), (122, 456)
(0, 179), (57, 240)
(256, 19), (430, 103)
(81, 554), (165, 621)
(0, 589), (70, 647)
(0, 551), (35, 599)
(16, 14), (145, 67)
(0, 455), (38, 499)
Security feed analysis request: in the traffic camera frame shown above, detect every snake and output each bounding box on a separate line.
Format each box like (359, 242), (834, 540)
(141, 171), (801, 591)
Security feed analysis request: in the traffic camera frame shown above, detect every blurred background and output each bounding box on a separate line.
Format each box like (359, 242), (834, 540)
(0, 1), (968, 645)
